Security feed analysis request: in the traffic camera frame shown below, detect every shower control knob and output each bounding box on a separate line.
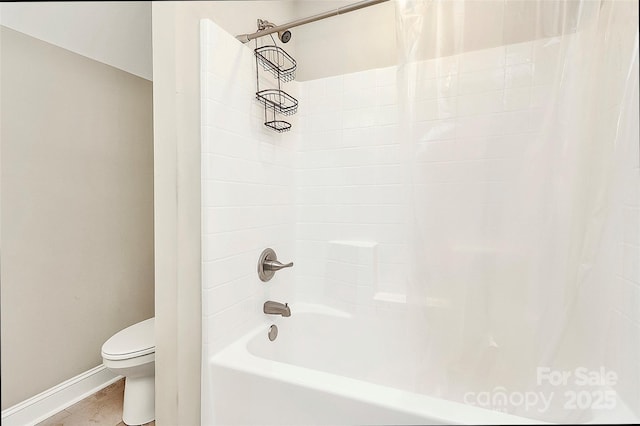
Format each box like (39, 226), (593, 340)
(258, 248), (294, 282)
(264, 259), (294, 272)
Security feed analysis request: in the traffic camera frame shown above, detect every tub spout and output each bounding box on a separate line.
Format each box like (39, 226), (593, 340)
(263, 301), (291, 317)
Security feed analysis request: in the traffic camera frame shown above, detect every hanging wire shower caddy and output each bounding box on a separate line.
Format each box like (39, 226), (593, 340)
(254, 36), (298, 132)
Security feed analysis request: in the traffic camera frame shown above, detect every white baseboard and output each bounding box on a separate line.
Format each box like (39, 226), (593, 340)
(1, 365), (121, 426)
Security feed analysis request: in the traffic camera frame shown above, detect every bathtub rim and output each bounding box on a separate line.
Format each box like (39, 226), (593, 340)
(209, 303), (543, 425)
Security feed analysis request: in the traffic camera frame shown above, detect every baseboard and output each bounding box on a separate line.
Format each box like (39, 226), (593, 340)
(1, 365), (121, 426)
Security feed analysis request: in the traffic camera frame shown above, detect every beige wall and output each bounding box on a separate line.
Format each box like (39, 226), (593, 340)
(0, 27), (154, 409)
(290, 0), (580, 81)
(189, 1), (581, 82)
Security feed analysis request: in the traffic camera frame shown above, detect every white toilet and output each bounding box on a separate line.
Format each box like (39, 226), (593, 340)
(102, 318), (155, 425)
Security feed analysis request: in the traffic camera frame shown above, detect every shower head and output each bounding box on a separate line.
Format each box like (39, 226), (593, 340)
(278, 30), (292, 43)
(257, 19), (292, 43)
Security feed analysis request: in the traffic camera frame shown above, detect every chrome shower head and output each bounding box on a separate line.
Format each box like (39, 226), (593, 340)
(278, 29), (292, 43)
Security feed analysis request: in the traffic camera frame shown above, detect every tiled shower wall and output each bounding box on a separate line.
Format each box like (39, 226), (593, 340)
(293, 19), (638, 410)
(294, 38), (551, 307)
(201, 20), (298, 356)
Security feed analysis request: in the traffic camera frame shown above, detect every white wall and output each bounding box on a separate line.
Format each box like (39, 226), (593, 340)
(0, 2), (152, 80)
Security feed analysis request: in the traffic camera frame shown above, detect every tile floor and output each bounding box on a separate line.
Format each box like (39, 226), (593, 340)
(36, 379), (154, 426)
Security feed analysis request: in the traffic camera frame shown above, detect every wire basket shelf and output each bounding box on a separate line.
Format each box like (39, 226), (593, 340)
(254, 45), (297, 82)
(264, 120), (292, 133)
(256, 89), (298, 116)
(253, 38), (297, 133)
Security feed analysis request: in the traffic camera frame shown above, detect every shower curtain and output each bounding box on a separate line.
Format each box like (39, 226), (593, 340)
(395, 0), (639, 422)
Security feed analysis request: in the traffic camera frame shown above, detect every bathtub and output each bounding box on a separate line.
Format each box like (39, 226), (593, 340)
(208, 303), (538, 425)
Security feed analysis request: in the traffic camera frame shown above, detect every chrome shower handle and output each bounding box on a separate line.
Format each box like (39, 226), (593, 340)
(263, 259), (294, 271)
(258, 248), (294, 282)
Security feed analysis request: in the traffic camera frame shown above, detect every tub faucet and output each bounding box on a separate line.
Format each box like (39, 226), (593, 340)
(263, 301), (291, 317)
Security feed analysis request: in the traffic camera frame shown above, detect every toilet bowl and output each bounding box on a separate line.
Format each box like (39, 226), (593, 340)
(102, 318), (155, 425)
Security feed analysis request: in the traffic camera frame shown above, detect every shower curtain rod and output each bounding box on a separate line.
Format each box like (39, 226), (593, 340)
(235, 0), (390, 43)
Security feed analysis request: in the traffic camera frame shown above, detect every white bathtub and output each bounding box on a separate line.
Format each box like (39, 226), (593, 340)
(208, 303), (538, 425)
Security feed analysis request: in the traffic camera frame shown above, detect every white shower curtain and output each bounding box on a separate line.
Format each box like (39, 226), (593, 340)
(395, 0), (639, 422)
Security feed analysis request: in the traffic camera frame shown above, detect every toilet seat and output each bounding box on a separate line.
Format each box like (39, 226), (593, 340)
(102, 318), (154, 361)
(101, 317), (156, 425)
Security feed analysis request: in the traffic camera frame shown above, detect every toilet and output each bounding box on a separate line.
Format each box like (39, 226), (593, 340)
(102, 318), (155, 425)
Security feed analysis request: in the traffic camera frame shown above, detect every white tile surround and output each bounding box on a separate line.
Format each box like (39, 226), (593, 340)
(293, 38), (551, 307)
(201, 4), (639, 416)
(201, 20), (299, 357)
